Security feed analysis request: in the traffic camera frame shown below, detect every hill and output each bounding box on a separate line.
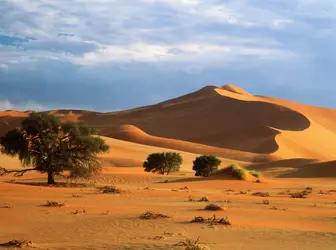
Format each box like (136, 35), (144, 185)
(1, 84), (336, 177)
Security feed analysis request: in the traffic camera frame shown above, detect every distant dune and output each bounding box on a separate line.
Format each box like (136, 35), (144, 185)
(1, 84), (336, 178)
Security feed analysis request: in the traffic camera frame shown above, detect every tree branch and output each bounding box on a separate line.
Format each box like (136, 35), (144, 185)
(0, 167), (37, 177)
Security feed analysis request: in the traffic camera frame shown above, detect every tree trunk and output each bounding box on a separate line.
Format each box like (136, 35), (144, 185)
(48, 172), (56, 185)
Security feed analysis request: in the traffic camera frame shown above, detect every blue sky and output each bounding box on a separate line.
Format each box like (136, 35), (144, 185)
(0, 0), (336, 111)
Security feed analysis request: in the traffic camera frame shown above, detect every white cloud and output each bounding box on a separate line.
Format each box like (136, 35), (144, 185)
(0, 64), (9, 72)
(0, 100), (46, 111)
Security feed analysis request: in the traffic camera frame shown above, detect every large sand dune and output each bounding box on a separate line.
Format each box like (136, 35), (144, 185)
(1, 84), (336, 177)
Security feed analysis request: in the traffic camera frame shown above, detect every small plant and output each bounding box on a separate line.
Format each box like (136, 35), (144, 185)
(262, 199), (270, 205)
(226, 189), (235, 192)
(98, 185), (121, 194)
(223, 164), (249, 180)
(0, 205), (13, 209)
(204, 204), (223, 211)
(190, 214), (231, 225)
(0, 239), (32, 248)
(139, 211), (170, 220)
(199, 197), (209, 202)
(174, 237), (210, 250)
(270, 206), (288, 211)
(252, 192), (270, 197)
(188, 196), (196, 201)
(43, 200), (65, 207)
(249, 170), (263, 178)
(291, 191), (308, 198)
(72, 194), (82, 198)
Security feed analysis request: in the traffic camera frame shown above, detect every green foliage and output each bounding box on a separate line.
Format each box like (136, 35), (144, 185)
(249, 170), (263, 178)
(226, 164), (249, 180)
(192, 155), (221, 177)
(143, 152), (182, 175)
(0, 112), (109, 184)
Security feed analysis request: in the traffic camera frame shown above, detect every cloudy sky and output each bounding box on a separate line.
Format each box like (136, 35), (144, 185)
(0, 0), (336, 111)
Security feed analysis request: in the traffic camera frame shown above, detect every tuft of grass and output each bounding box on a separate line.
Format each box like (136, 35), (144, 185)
(98, 185), (121, 194)
(0, 239), (32, 248)
(225, 164), (249, 180)
(42, 200), (65, 207)
(139, 211), (170, 220)
(249, 170), (263, 178)
(199, 197), (209, 202)
(291, 192), (307, 199)
(262, 199), (270, 205)
(174, 237), (211, 250)
(204, 204), (223, 211)
(252, 192), (270, 197)
(0, 205), (13, 209)
(190, 214), (231, 225)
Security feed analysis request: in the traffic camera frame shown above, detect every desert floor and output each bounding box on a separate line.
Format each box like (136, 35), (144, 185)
(1, 167), (335, 250)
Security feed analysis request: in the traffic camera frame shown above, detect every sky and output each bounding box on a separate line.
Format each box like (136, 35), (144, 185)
(0, 0), (336, 111)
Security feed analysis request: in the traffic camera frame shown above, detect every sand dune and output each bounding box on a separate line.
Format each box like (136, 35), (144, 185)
(1, 84), (336, 178)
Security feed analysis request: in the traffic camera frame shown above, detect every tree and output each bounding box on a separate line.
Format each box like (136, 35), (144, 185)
(143, 152), (183, 175)
(0, 112), (109, 184)
(192, 155), (221, 177)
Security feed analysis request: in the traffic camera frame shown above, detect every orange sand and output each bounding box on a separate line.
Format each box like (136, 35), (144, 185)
(1, 85), (336, 249)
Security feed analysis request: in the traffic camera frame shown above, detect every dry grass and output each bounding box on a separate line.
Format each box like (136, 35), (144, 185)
(174, 237), (211, 250)
(0, 239), (32, 248)
(139, 211), (170, 220)
(0, 205), (13, 209)
(252, 192), (270, 197)
(204, 204), (223, 211)
(190, 214), (231, 225)
(291, 191), (309, 199)
(262, 199), (270, 205)
(42, 200), (65, 207)
(98, 185), (121, 194)
(199, 197), (209, 202)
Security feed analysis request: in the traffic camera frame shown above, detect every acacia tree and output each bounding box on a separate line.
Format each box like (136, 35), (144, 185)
(192, 155), (221, 177)
(0, 112), (109, 184)
(143, 152), (183, 175)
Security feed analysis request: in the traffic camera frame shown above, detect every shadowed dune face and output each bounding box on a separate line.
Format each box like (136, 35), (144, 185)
(79, 86), (310, 154)
(278, 160), (336, 178)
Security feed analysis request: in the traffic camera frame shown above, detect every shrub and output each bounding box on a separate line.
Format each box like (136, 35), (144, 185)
(249, 170), (263, 178)
(192, 155), (221, 177)
(199, 197), (209, 202)
(139, 211), (170, 220)
(143, 152), (183, 175)
(42, 201), (65, 207)
(98, 185), (121, 194)
(174, 237), (210, 250)
(252, 192), (270, 197)
(225, 164), (249, 180)
(190, 214), (231, 225)
(291, 192), (307, 199)
(204, 204), (223, 211)
(0, 240), (32, 248)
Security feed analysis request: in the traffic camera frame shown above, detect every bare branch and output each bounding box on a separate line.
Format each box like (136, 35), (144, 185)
(0, 167), (37, 177)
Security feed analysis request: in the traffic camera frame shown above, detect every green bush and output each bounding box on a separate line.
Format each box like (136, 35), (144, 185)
(249, 170), (263, 178)
(143, 152), (182, 175)
(192, 155), (221, 177)
(226, 164), (249, 180)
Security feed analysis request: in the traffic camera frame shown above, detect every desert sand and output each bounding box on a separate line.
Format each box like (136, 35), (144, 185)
(1, 85), (336, 249)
